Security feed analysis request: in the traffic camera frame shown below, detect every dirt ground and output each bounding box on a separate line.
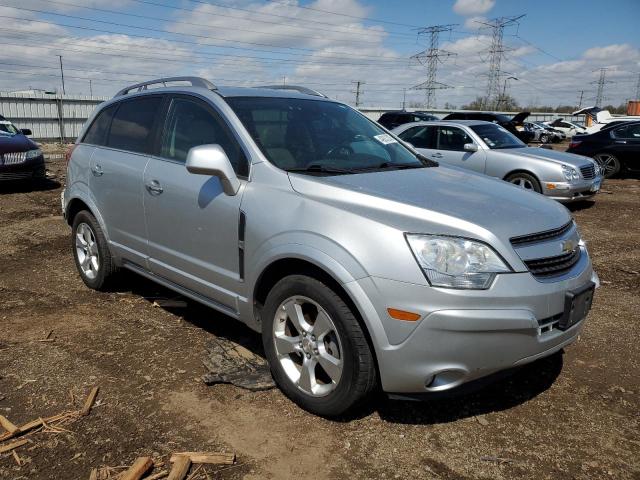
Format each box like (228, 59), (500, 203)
(0, 148), (638, 479)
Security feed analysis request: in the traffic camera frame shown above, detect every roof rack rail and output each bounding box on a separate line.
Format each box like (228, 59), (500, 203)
(256, 85), (327, 98)
(114, 77), (216, 97)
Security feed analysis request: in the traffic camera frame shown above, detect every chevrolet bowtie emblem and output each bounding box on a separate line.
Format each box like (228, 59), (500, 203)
(561, 239), (577, 253)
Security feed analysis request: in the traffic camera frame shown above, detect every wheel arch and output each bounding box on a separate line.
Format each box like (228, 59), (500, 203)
(503, 169), (541, 183)
(252, 256), (382, 383)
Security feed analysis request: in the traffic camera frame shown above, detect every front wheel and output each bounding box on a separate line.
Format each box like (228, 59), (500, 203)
(539, 134), (549, 144)
(593, 153), (621, 178)
(262, 275), (376, 417)
(505, 172), (542, 193)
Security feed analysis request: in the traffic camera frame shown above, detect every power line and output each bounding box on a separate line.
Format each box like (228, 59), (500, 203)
(410, 24), (457, 108)
(261, 0), (421, 29)
(474, 14), (525, 109)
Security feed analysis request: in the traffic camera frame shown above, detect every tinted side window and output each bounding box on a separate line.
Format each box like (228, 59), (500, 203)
(83, 104), (117, 146)
(161, 97), (248, 177)
(436, 126), (473, 151)
(613, 124), (640, 139)
(107, 96), (162, 153)
(398, 126), (434, 148)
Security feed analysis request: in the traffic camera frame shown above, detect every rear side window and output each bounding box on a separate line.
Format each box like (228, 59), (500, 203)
(613, 124), (640, 139)
(83, 105), (117, 146)
(107, 96), (163, 153)
(398, 125), (434, 148)
(436, 126), (473, 151)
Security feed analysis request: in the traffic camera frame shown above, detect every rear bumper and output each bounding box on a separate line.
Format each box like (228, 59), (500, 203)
(0, 154), (45, 181)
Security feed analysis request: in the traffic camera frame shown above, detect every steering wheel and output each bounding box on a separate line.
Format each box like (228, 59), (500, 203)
(326, 144), (354, 157)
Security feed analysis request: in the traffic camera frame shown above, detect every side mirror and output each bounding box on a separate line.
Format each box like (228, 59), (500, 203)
(186, 144), (240, 196)
(463, 143), (478, 152)
(21, 128), (32, 136)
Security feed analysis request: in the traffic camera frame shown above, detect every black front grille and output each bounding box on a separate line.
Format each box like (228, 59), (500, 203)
(524, 248), (581, 277)
(580, 164), (596, 179)
(510, 221), (573, 246)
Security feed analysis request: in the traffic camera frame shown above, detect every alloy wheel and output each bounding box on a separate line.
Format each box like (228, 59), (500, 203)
(510, 176), (535, 190)
(272, 296), (343, 397)
(75, 223), (100, 280)
(593, 153), (619, 178)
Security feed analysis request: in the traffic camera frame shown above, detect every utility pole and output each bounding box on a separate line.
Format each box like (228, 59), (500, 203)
(577, 90), (584, 109)
(57, 55), (66, 95)
(475, 15), (525, 110)
(89, 79), (93, 98)
(351, 80), (364, 108)
(402, 88), (406, 109)
(410, 24), (457, 109)
(634, 73), (640, 100)
(592, 68), (610, 107)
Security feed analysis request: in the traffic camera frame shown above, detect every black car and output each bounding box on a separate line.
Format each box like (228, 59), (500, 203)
(566, 121), (640, 178)
(0, 115), (44, 182)
(442, 111), (535, 144)
(378, 110), (438, 129)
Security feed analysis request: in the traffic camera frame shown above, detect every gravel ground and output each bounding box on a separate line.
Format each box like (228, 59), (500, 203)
(0, 151), (638, 479)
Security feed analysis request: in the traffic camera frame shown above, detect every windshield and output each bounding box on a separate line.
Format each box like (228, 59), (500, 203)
(226, 97), (425, 174)
(470, 123), (525, 149)
(0, 120), (20, 136)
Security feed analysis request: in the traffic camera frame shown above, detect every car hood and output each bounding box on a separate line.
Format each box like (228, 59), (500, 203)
(492, 146), (593, 168)
(0, 133), (37, 154)
(288, 166), (570, 242)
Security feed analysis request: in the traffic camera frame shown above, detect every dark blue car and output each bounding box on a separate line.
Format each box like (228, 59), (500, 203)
(0, 115), (45, 181)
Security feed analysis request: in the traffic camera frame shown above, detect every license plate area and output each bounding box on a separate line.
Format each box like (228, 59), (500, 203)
(559, 282), (595, 330)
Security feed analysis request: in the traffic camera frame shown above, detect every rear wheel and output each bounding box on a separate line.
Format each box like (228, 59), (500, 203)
(593, 153), (621, 178)
(539, 134), (549, 144)
(72, 210), (117, 290)
(505, 172), (542, 193)
(262, 275), (376, 417)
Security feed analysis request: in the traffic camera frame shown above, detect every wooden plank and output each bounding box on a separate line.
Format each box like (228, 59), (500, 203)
(88, 468), (98, 480)
(0, 415), (18, 434)
(169, 452), (235, 465)
(166, 455), (191, 480)
(81, 387), (99, 416)
(120, 457), (153, 480)
(0, 439), (28, 454)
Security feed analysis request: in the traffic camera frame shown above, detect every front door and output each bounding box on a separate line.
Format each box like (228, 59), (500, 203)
(431, 125), (486, 173)
(143, 95), (250, 309)
(610, 123), (640, 173)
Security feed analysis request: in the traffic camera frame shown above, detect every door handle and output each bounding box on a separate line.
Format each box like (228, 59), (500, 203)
(91, 164), (103, 176)
(614, 140), (627, 144)
(145, 180), (164, 195)
(431, 153), (443, 158)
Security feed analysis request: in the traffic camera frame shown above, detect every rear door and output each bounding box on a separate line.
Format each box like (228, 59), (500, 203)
(610, 123), (640, 172)
(431, 125), (486, 173)
(143, 94), (249, 309)
(89, 95), (163, 266)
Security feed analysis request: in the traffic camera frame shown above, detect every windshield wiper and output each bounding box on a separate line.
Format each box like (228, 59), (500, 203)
(352, 162), (428, 172)
(285, 164), (352, 175)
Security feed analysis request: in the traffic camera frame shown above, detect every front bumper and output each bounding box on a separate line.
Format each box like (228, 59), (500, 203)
(0, 154), (45, 181)
(345, 254), (597, 394)
(542, 176), (602, 202)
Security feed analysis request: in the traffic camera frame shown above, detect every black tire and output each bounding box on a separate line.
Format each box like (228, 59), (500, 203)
(505, 172), (542, 193)
(593, 153), (621, 179)
(262, 275), (376, 417)
(71, 210), (118, 290)
(539, 134), (549, 144)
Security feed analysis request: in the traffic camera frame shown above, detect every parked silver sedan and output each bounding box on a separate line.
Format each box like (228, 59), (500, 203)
(392, 120), (602, 203)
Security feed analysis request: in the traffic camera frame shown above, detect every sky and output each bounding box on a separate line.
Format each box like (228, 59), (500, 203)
(0, 0), (638, 109)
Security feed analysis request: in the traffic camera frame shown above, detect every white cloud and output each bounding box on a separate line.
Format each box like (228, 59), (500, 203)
(453, 0), (495, 17)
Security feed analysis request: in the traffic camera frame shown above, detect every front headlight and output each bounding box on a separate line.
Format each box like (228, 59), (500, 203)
(25, 148), (42, 160)
(561, 164), (580, 181)
(406, 234), (511, 289)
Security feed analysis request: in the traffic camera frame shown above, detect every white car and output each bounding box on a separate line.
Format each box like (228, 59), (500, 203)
(544, 119), (587, 137)
(573, 107), (640, 133)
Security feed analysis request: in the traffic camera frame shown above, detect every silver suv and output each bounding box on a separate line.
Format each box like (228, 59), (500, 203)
(63, 77), (599, 416)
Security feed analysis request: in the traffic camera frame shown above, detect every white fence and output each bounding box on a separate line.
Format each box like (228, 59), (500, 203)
(0, 92), (106, 143)
(1, 91), (587, 143)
